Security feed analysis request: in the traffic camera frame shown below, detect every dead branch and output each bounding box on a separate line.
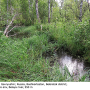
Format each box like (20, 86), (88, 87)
(7, 26), (20, 35)
(4, 14), (18, 36)
(9, 33), (17, 37)
(6, 26), (21, 37)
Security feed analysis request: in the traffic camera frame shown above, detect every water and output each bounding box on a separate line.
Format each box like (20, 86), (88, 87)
(57, 51), (90, 80)
(46, 51), (90, 80)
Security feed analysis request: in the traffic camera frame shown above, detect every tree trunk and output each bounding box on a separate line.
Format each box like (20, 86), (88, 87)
(79, 0), (83, 22)
(88, 0), (90, 12)
(7, 0), (9, 26)
(48, 0), (50, 23)
(51, 3), (53, 22)
(35, 0), (40, 23)
(60, 0), (64, 9)
(28, 0), (31, 14)
(4, 14), (17, 37)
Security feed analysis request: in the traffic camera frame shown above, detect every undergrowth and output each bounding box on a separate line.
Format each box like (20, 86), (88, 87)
(0, 21), (90, 81)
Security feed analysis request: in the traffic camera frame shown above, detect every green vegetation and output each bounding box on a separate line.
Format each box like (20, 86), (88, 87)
(0, 0), (90, 82)
(0, 21), (90, 82)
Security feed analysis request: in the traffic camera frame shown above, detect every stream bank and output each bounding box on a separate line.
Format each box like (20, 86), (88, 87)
(45, 50), (90, 81)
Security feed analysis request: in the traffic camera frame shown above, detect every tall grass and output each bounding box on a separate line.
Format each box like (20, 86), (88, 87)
(0, 21), (90, 81)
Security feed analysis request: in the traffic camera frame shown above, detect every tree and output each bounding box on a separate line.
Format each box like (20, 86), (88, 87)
(20, 0), (29, 25)
(4, 14), (18, 37)
(28, 0), (31, 14)
(35, 0), (40, 23)
(79, 0), (83, 22)
(7, 0), (8, 26)
(60, 0), (64, 9)
(51, 0), (53, 21)
(87, 0), (90, 11)
(3, 0), (20, 37)
(48, 0), (50, 23)
(38, 0), (48, 23)
(50, 0), (56, 21)
(59, 0), (89, 21)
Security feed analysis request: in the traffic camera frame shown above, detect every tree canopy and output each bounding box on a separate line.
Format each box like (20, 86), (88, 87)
(0, 0), (90, 28)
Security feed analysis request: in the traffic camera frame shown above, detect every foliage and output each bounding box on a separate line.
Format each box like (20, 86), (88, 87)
(0, 0), (90, 82)
(0, 22), (90, 81)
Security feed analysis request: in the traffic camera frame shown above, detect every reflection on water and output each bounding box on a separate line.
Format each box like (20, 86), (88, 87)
(59, 53), (84, 76)
(45, 51), (90, 80)
(57, 51), (90, 79)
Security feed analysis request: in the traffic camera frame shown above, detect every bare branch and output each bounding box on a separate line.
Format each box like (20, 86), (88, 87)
(9, 33), (17, 37)
(4, 14), (18, 36)
(7, 26), (20, 34)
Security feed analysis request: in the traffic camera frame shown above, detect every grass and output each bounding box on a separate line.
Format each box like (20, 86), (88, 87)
(0, 21), (90, 82)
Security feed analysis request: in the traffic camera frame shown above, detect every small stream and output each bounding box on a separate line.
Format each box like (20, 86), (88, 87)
(46, 50), (90, 81)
